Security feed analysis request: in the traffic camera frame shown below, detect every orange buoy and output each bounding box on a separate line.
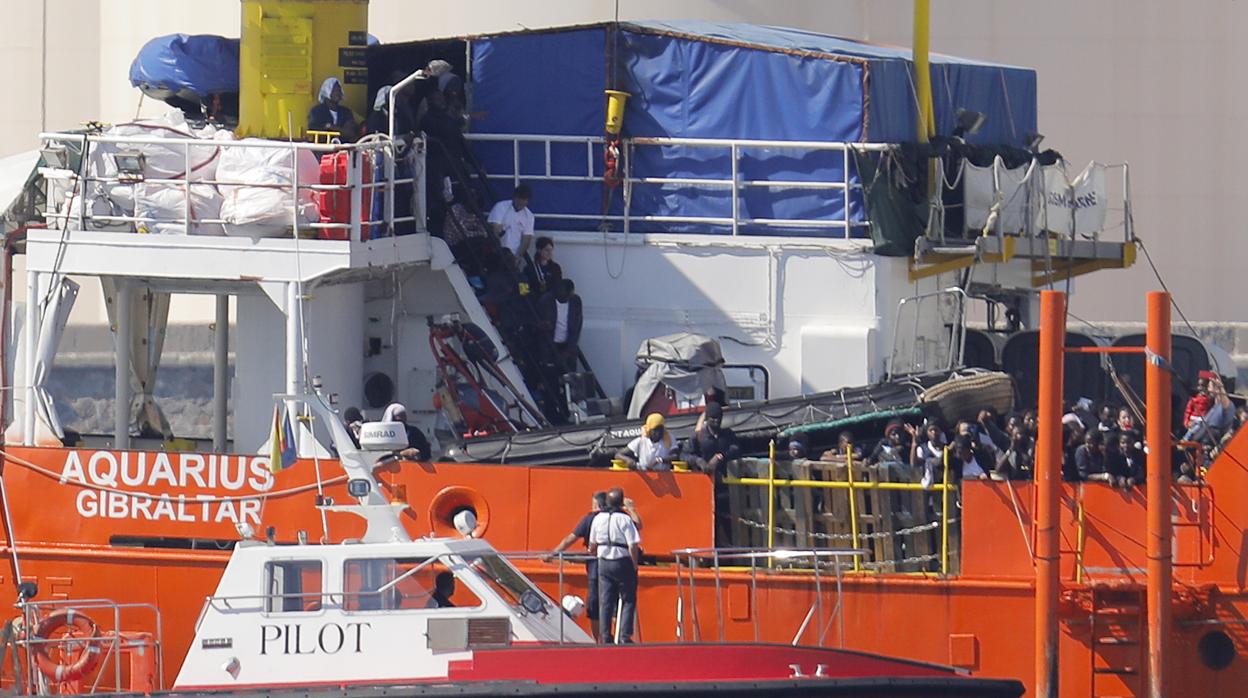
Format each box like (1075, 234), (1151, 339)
(31, 610), (104, 684)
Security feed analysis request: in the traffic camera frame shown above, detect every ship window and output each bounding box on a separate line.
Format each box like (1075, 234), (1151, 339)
(264, 560), (323, 613)
(462, 553), (549, 615)
(343, 557), (480, 612)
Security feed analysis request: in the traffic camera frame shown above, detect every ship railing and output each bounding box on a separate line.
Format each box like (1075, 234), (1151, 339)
(37, 131), (426, 243)
(502, 551), (597, 644)
(885, 286), (971, 379)
(465, 132), (892, 238)
(723, 444), (959, 576)
(672, 547), (865, 649)
(930, 156), (1134, 249)
(16, 598), (164, 694)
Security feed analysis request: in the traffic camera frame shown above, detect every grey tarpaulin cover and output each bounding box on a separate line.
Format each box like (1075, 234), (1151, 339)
(627, 333), (727, 418)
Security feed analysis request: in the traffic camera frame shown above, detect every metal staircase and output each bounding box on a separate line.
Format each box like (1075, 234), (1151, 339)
(428, 134), (603, 426)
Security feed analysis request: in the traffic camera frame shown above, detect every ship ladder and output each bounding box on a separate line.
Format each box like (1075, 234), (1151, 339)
(1089, 585), (1145, 698)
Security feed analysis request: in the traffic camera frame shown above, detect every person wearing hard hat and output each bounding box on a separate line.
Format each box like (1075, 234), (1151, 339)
(615, 413), (677, 470)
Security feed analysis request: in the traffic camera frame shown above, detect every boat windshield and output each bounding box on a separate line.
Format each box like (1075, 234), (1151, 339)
(463, 553), (549, 614)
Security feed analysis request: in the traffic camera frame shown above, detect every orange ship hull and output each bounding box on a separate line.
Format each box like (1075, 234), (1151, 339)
(0, 434), (1246, 696)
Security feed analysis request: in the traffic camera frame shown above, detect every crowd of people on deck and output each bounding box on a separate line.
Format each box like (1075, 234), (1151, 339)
(349, 371), (1245, 492)
(771, 370), (1245, 489)
(307, 60), (588, 422)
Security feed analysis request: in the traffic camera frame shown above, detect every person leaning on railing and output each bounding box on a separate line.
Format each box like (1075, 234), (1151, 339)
(307, 77), (359, 142)
(616, 413), (678, 470)
(993, 424), (1034, 480)
(906, 420), (947, 489)
(682, 402), (741, 474)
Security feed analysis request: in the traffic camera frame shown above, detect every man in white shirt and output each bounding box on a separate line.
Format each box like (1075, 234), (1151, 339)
(487, 184), (535, 267)
(588, 488), (641, 643)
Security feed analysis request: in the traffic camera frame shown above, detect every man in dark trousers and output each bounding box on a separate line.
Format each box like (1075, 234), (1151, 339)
(546, 492), (643, 640)
(588, 487), (641, 643)
(537, 278), (583, 373)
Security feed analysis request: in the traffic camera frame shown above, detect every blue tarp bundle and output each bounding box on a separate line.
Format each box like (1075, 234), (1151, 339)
(468, 21), (1036, 236)
(129, 34), (241, 101)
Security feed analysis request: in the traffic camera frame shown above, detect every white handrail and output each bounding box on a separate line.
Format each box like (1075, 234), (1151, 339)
(466, 132), (885, 237)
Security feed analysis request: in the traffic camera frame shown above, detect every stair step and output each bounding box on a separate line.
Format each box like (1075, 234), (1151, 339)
(1094, 637), (1139, 646)
(1093, 605), (1141, 616)
(1093, 666), (1139, 675)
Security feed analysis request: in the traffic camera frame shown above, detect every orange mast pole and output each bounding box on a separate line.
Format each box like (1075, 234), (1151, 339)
(1145, 291), (1172, 698)
(1034, 290), (1065, 698)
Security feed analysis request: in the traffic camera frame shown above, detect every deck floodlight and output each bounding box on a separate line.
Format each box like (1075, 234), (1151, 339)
(453, 509), (478, 537)
(954, 109), (985, 138)
(1025, 131), (1045, 151)
(39, 144), (68, 169)
(111, 149), (146, 181)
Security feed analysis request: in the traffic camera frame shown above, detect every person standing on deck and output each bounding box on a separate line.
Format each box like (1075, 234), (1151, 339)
(589, 488), (641, 643)
(547, 492), (642, 640)
(537, 279), (583, 374)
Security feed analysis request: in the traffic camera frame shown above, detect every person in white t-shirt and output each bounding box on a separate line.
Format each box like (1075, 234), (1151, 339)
(588, 488), (641, 643)
(487, 184), (535, 267)
(616, 413), (677, 470)
(537, 279), (583, 373)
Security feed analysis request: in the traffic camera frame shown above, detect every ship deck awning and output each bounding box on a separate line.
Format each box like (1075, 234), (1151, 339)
(0, 150), (41, 225)
(23, 229), (435, 291)
(908, 233), (1136, 285)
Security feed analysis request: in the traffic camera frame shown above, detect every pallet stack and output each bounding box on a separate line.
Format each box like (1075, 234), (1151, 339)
(724, 457), (952, 574)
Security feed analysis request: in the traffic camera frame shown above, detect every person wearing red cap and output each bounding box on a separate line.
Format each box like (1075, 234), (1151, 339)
(1183, 372), (1233, 447)
(867, 420), (908, 467)
(1183, 372), (1215, 433)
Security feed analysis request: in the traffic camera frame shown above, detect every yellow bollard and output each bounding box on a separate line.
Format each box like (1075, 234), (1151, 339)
(604, 90), (631, 135)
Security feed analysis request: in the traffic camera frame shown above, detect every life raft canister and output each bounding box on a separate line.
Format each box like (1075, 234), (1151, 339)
(31, 609), (104, 683)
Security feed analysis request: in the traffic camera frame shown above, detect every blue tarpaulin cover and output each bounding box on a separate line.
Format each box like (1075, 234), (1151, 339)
(129, 34), (241, 101)
(466, 21), (1036, 236)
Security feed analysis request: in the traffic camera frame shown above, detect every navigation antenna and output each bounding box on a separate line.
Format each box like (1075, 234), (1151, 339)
(286, 111), (331, 544)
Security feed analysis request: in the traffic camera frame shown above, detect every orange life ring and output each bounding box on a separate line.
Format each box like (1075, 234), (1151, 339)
(428, 485), (490, 538)
(31, 610), (104, 683)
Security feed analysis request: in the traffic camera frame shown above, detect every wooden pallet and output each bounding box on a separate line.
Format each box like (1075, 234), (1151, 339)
(723, 457), (958, 574)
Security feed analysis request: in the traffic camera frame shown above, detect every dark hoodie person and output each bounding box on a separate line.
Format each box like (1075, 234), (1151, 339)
(684, 402), (741, 474)
(307, 77), (358, 141)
